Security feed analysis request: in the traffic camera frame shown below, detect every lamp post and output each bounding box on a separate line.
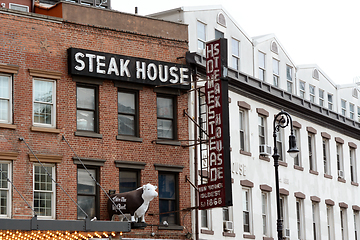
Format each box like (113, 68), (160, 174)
(273, 110), (299, 240)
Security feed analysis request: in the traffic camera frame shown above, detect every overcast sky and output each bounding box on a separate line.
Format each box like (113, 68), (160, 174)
(111, 0), (360, 85)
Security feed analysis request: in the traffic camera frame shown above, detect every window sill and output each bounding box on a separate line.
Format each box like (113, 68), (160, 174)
(222, 232), (236, 237)
(201, 229), (214, 235)
(153, 139), (181, 146)
(243, 234), (255, 239)
(240, 150), (252, 156)
(324, 174), (333, 179)
(158, 225), (183, 230)
(279, 161), (288, 167)
(75, 131), (103, 139)
(338, 177), (346, 183)
(0, 123), (16, 129)
(31, 126), (61, 133)
(116, 135), (143, 142)
(309, 170), (319, 175)
(263, 237), (274, 240)
(351, 181), (359, 186)
(294, 165), (304, 171)
(259, 155), (270, 162)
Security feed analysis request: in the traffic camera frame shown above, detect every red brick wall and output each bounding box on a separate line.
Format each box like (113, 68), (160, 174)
(0, 10), (190, 239)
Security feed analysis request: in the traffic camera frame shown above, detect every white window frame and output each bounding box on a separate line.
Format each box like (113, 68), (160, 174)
(340, 208), (348, 240)
(272, 58), (279, 87)
(222, 206), (233, 233)
(312, 202), (321, 240)
(280, 195), (289, 233)
(323, 138), (330, 175)
(341, 99), (347, 117)
(262, 191), (271, 237)
(296, 198), (305, 240)
(309, 85), (315, 103)
(354, 211), (360, 240)
(326, 205), (334, 240)
(258, 51), (266, 81)
(0, 161), (12, 218)
(350, 103), (355, 120)
(0, 74), (12, 124)
(286, 65), (293, 93)
(276, 127), (284, 162)
(308, 133), (317, 171)
(9, 3), (29, 12)
(258, 115), (267, 146)
(239, 108), (249, 152)
(319, 89), (324, 107)
(328, 93), (333, 110)
(337, 143), (344, 179)
(231, 38), (240, 71)
(33, 163), (56, 219)
(293, 128), (301, 167)
(300, 80), (306, 99)
(197, 21), (206, 55)
(358, 106), (360, 122)
(33, 78), (56, 128)
(350, 147), (357, 183)
(243, 188), (252, 234)
(200, 209), (212, 230)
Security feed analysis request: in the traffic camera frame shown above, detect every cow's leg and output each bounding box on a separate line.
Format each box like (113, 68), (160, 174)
(131, 215), (136, 222)
(140, 215), (145, 222)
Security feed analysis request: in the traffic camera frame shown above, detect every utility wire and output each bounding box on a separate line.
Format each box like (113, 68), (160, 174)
(62, 135), (129, 221)
(0, 165), (38, 216)
(19, 137), (89, 219)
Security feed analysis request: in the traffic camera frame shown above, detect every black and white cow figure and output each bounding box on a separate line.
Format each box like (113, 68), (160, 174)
(108, 183), (158, 222)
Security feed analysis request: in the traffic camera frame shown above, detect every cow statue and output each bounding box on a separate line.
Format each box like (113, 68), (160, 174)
(108, 183), (158, 222)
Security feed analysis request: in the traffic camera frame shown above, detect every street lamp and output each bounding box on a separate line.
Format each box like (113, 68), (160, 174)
(272, 110), (299, 240)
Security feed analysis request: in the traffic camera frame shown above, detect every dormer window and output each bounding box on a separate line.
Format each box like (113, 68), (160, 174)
(313, 69), (319, 80)
(217, 12), (226, 27)
(352, 88), (358, 99)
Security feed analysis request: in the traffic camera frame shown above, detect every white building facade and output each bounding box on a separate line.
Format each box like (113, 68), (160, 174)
(150, 5), (360, 240)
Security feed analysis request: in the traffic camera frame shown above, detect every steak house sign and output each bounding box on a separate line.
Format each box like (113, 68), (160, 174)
(199, 38), (232, 210)
(68, 48), (190, 90)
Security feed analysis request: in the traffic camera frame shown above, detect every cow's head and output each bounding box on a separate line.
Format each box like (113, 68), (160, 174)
(142, 183), (158, 201)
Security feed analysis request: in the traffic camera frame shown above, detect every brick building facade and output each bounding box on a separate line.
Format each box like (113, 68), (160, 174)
(0, 3), (191, 239)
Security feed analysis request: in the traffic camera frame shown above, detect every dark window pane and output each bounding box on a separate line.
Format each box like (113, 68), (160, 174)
(77, 195), (96, 219)
(159, 174), (175, 199)
(78, 169), (96, 194)
(77, 87), (95, 110)
(77, 110), (94, 131)
(157, 97), (173, 118)
(159, 199), (176, 224)
(119, 171), (138, 193)
(157, 119), (173, 139)
(118, 115), (135, 135)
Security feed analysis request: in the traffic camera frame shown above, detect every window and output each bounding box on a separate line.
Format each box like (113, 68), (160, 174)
(239, 109), (249, 152)
(340, 208), (348, 240)
(0, 74), (12, 124)
(355, 211), (360, 240)
(309, 85), (315, 103)
(262, 192), (271, 237)
(312, 202), (320, 240)
(119, 170), (140, 193)
(273, 59), (279, 87)
(76, 85), (98, 132)
(0, 161), (11, 217)
(118, 90), (139, 137)
(350, 147), (357, 183)
(358, 107), (360, 122)
(327, 205), (334, 240)
(328, 94), (333, 110)
(276, 128), (284, 161)
(286, 65), (293, 93)
(280, 195), (289, 234)
(319, 89), (324, 107)
(215, 29), (224, 39)
(9, 3), (29, 12)
(337, 143), (344, 179)
(33, 79), (56, 127)
(300, 81), (305, 99)
(294, 128), (301, 166)
(258, 115), (266, 146)
(296, 199), (304, 240)
(243, 188), (252, 233)
(350, 103), (355, 120)
(222, 206), (233, 232)
(34, 164), (55, 218)
(308, 133), (316, 171)
(77, 167), (99, 220)
(341, 99), (347, 116)
(197, 21), (206, 54)
(231, 38), (240, 71)
(258, 51), (266, 81)
(158, 172), (179, 226)
(323, 138), (330, 175)
(201, 209), (211, 229)
(157, 95), (176, 139)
